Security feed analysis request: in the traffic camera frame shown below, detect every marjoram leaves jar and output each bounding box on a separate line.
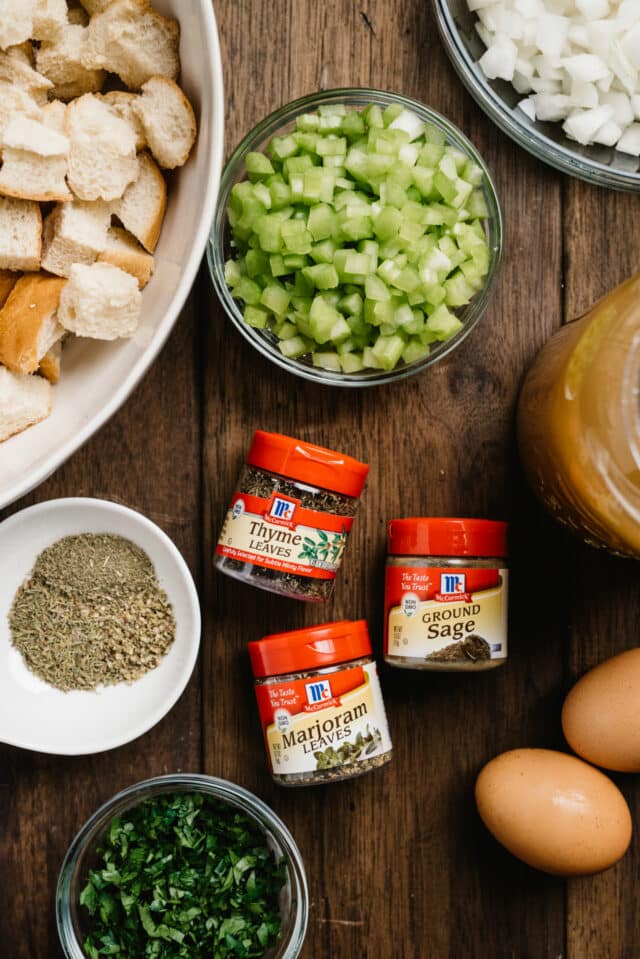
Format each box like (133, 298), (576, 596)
(384, 518), (508, 672)
(249, 620), (393, 786)
(215, 431), (368, 602)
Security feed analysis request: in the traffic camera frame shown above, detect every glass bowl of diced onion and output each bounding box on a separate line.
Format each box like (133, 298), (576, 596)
(434, 0), (640, 192)
(208, 88), (503, 387)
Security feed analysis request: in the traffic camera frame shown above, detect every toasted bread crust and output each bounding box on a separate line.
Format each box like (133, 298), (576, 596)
(113, 150), (166, 252)
(39, 339), (62, 382)
(0, 272), (66, 373)
(0, 270), (19, 307)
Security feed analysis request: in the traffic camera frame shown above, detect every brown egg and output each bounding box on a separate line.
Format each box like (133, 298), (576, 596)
(475, 748), (632, 876)
(562, 648), (640, 773)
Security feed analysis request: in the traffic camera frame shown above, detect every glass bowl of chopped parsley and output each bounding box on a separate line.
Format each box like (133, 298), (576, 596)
(208, 87), (503, 387)
(56, 774), (309, 959)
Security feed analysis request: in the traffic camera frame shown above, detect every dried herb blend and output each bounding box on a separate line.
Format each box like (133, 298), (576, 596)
(79, 792), (286, 959)
(249, 620), (392, 786)
(384, 518), (508, 673)
(215, 431), (368, 602)
(9, 534), (175, 691)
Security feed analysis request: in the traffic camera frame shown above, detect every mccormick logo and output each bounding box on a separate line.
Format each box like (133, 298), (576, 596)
(440, 573), (466, 595)
(305, 678), (332, 705)
(265, 493), (300, 528)
(435, 572), (472, 603)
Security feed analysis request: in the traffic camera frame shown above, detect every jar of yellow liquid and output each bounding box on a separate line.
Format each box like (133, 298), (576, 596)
(518, 273), (640, 558)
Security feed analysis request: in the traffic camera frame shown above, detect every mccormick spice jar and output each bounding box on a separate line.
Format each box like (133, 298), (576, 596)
(384, 518), (508, 672)
(249, 620), (393, 786)
(215, 431), (368, 602)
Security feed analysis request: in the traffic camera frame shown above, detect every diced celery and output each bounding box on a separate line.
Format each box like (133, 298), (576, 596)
(281, 219), (313, 255)
(245, 249), (269, 278)
(246, 152), (275, 177)
(226, 100), (493, 375)
(270, 135), (298, 160)
(383, 103), (405, 127)
(312, 351), (342, 371)
(341, 111), (366, 139)
(302, 167), (335, 203)
(269, 254), (287, 277)
(467, 190), (489, 219)
(234, 276), (262, 305)
(310, 239), (337, 264)
(402, 340), (430, 364)
(427, 303), (464, 338)
(302, 264), (340, 290)
(373, 206), (402, 240)
(244, 305), (270, 328)
(365, 274), (391, 301)
(283, 254), (308, 270)
(275, 320), (299, 340)
(372, 333), (405, 370)
(279, 336), (309, 358)
(362, 104), (384, 129)
(309, 296), (341, 344)
(296, 113), (320, 132)
(390, 266), (420, 293)
(339, 291), (363, 316)
(317, 136), (347, 157)
(260, 284), (290, 316)
(224, 259), (242, 287)
(444, 271), (475, 307)
(339, 352), (366, 373)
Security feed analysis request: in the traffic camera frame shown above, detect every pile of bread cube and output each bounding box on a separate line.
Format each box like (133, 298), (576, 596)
(0, 0), (197, 443)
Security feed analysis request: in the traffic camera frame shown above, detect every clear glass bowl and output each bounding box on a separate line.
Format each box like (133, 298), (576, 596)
(208, 87), (503, 387)
(434, 0), (640, 192)
(56, 774), (309, 959)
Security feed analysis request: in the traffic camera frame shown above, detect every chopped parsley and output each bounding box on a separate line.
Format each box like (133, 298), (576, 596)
(79, 792), (286, 958)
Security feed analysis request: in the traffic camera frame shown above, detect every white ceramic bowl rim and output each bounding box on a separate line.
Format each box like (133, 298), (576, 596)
(0, 1), (225, 509)
(0, 497), (201, 754)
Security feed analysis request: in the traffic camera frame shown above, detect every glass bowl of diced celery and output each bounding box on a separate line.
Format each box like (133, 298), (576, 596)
(208, 88), (503, 386)
(433, 1), (640, 191)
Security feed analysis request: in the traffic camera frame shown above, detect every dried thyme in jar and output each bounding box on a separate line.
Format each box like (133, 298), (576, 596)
(384, 518), (508, 672)
(9, 533), (176, 691)
(249, 620), (392, 786)
(215, 431), (369, 602)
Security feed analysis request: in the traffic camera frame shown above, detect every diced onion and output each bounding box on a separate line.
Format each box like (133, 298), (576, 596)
(469, 0), (640, 154)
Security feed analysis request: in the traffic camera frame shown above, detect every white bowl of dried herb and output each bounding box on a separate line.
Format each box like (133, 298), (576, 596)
(0, 497), (200, 754)
(56, 774), (309, 959)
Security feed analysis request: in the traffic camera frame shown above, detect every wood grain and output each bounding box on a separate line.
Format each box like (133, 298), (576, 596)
(563, 184), (640, 959)
(204, 3), (567, 957)
(1, 2), (639, 957)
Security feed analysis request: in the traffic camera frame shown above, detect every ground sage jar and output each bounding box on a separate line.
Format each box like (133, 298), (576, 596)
(384, 518), (508, 671)
(249, 620), (393, 786)
(215, 431), (368, 601)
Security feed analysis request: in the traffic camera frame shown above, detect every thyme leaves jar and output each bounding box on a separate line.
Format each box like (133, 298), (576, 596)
(384, 518), (508, 671)
(249, 620), (393, 786)
(215, 431), (368, 602)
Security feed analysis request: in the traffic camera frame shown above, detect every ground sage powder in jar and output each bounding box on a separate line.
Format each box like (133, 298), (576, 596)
(249, 620), (392, 786)
(9, 533), (176, 691)
(215, 430), (369, 602)
(384, 518), (508, 672)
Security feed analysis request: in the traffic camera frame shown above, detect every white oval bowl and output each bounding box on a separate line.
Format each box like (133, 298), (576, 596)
(0, 498), (201, 754)
(0, 0), (225, 508)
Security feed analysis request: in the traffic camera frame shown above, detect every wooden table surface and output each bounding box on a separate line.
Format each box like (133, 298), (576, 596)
(2, 2), (640, 957)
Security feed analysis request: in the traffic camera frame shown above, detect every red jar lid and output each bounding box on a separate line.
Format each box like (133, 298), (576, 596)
(387, 518), (508, 558)
(247, 431), (369, 498)
(249, 620), (372, 678)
